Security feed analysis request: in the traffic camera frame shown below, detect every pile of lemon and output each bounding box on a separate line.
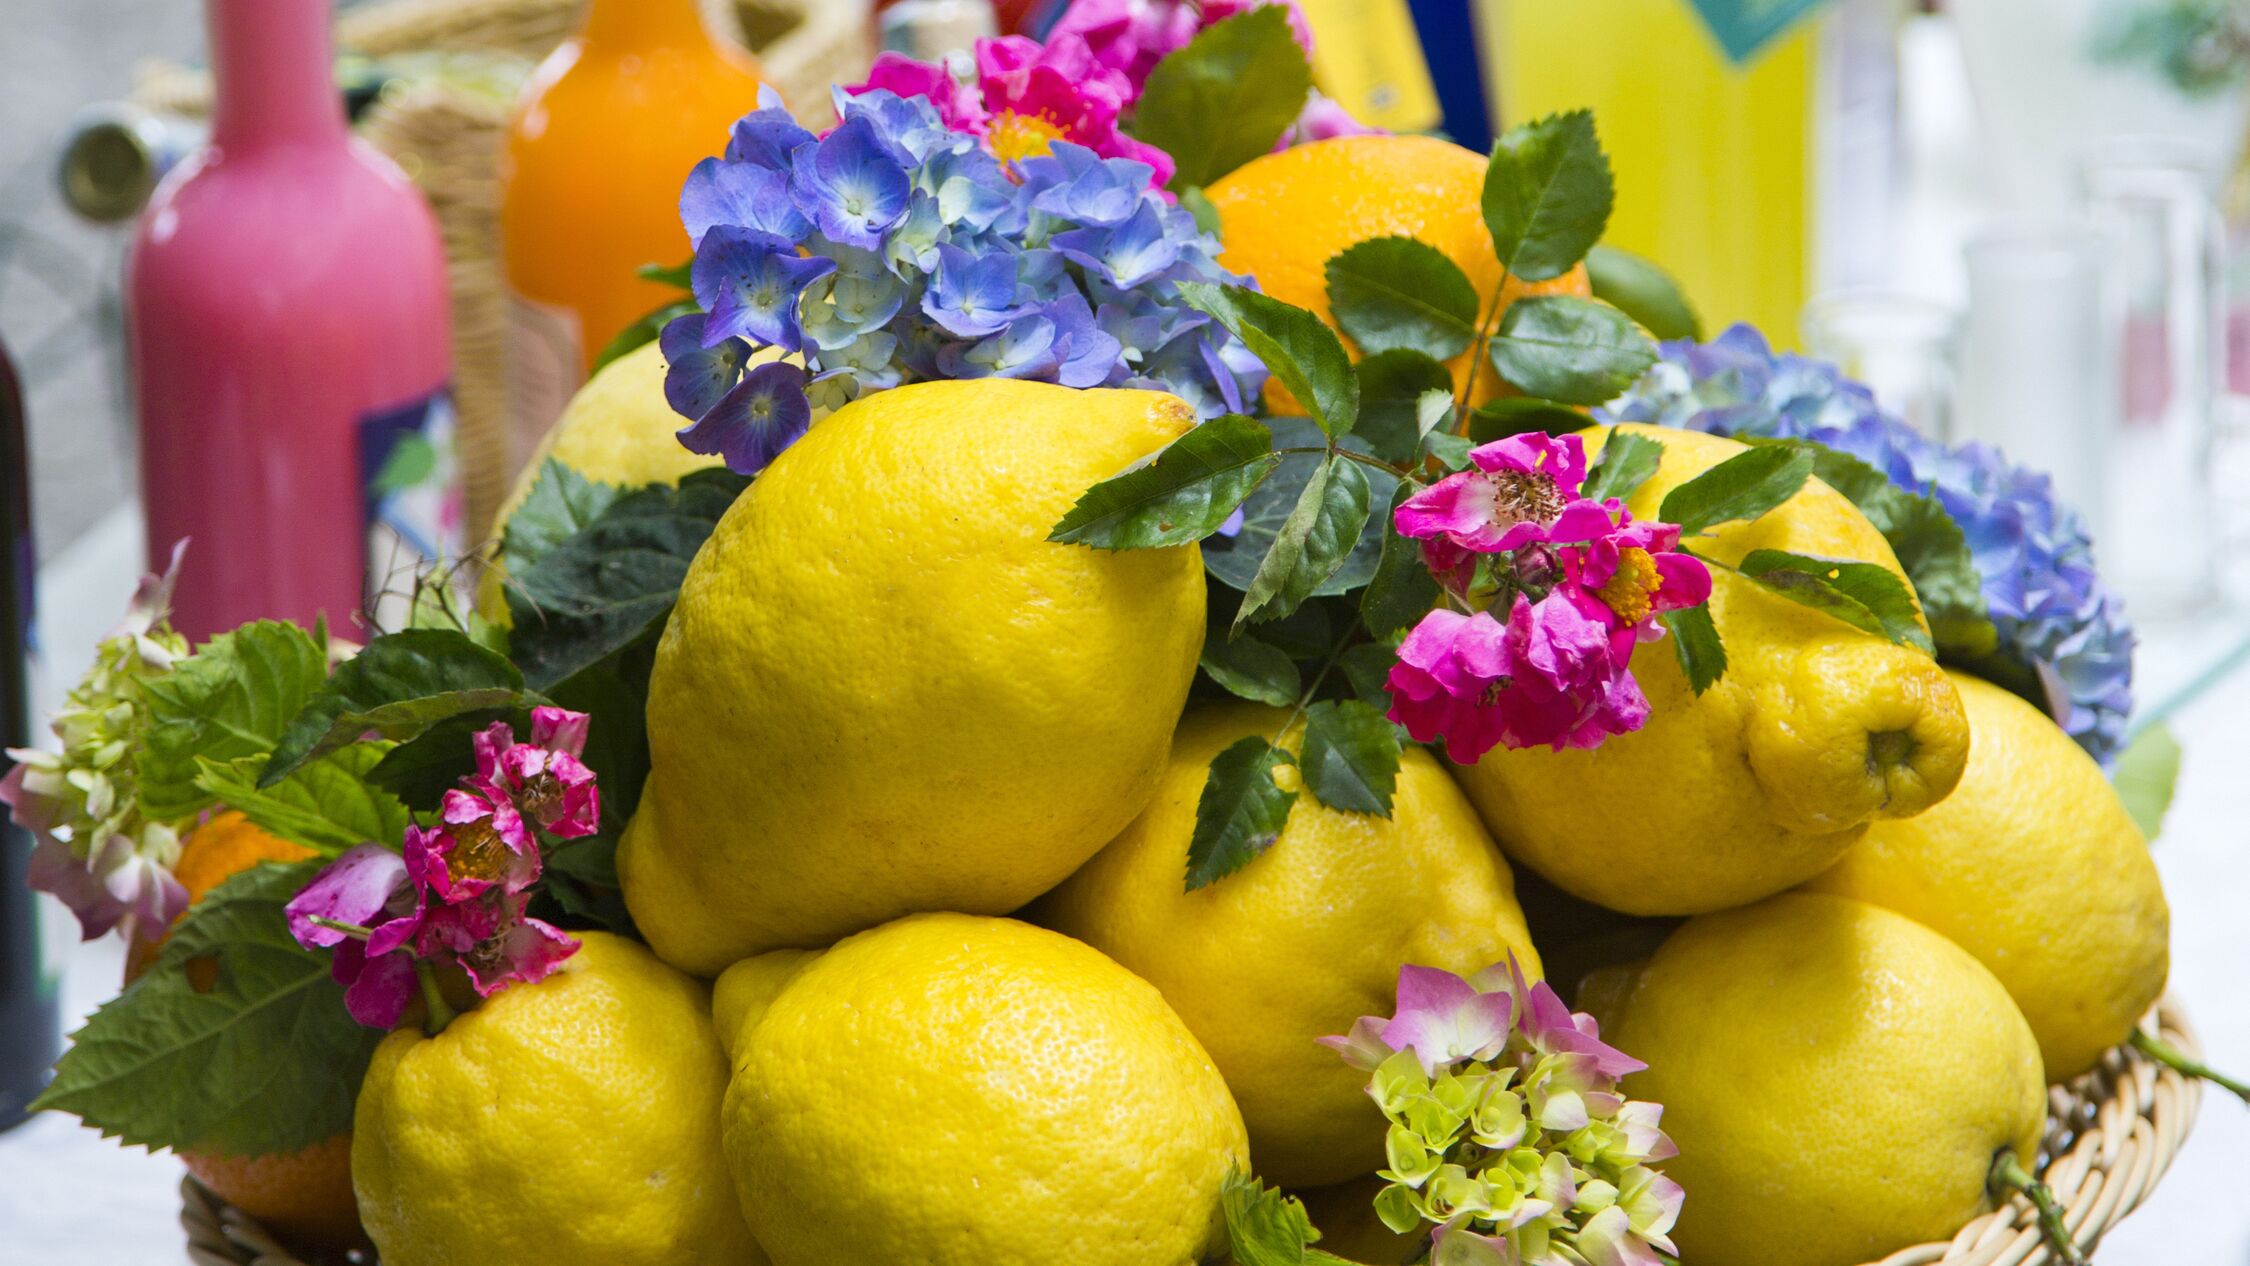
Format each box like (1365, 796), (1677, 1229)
(357, 138), (2168, 1266)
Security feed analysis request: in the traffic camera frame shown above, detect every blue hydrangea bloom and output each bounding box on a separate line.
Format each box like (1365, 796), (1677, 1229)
(1598, 324), (2137, 766)
(665, 88), (1266, 479)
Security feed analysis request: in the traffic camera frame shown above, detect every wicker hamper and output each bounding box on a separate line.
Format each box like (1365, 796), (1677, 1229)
(177, 998), (2206, 1266)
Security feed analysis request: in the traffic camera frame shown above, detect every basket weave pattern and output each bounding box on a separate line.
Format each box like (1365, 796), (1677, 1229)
(178, 998), (2204, 1266)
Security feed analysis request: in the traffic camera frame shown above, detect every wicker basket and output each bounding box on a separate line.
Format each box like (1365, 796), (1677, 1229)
(128, 0), (873, 544)
(178, 997), (2205, 1266)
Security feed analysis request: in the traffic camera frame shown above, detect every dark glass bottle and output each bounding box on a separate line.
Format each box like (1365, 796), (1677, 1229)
(0, 335), (59, 1132)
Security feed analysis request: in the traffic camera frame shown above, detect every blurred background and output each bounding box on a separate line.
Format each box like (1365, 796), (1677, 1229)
(0, 0), (2246, 1261)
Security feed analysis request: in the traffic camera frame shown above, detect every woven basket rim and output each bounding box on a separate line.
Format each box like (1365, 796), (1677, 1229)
(179, 995), (2205, 1266)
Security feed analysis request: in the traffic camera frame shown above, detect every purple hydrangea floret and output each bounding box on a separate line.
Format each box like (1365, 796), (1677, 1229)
(665, 86), (1268, 477)
(1597, 324), (2136, 766)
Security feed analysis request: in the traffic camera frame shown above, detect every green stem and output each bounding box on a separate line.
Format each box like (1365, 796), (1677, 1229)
(306, 916), (376, 939)
(416, 961), (458, 1037)
(2133, 1028), (2250, 1102)
(1457, 273), (1514, 417)
(1273, 629), (1358, 747)
(1988, 1151), (2088, 1266)
(1273, 445), (1421, 484)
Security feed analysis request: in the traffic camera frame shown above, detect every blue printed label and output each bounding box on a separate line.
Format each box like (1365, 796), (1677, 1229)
(359, 387), (464, 629)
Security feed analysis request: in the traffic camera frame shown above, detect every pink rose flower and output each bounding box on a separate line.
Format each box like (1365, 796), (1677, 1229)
(848, 52), (989, 133)
(1395, 432), (1591, 556)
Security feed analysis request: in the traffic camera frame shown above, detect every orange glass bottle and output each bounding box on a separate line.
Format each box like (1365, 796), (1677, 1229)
(498, 0), (764, 466)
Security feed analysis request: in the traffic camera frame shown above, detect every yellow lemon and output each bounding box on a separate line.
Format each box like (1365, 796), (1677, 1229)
(1603, 892), (2046, 1266)
(724, 913), (1248, 1266)
(1205, 134), (1590, 412)
(620, 380), (1205, 972)
(1806, 670), (2169, 1078)
(1450, 424), (1969, 915)
(1035, 702), (1540, 1187)
(477, 338), (730, 619)
(352, 933), (761, 1266)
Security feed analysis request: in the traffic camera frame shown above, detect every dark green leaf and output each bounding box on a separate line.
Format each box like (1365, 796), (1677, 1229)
(365, 711), (515, 812)
(1737, 549), (1935, 654)
(406, 577), (508, 657)
(537, 835), (639, 937)
(1049, 413), (1280, 548)
(262, 630), (531, 786)
(1481, 109), (1614, 282)
(1361, 483), (1440, 639)
(1337, 641), (1400, 709)
(591, 299), (696, 375)
(1200, 630), (1303, 707)
(1179, 185), (1223, 236)
(1298, 699), (1402, 815)
(1222, 1169), (1370, 1266)
(504, 469), (750, 689)
(1129, 6), (1314, 189)
(1354, 349), (1455, 466)
(1324, 236), (1481, 359)
(2112, 722), (2182, 840)
(1423, 430), (1474, 469)
(139, 621), (330, 821)
(1585, 243), (1702, 340)
(1465, 397), (1591, 442)
(1790, 440), (1996, 658)
(500, 460), (626, 575)
(1204, 420), (1395, 600)
(546, 644), (657, 827)
(1661, 602), (1727, 695)
(1582, 432), (1665, 503)
(1184, 738), (1299, 891)
(1487, 295), (1657, 405)
(1658, 443), (1814, 536)
(1237, 456), (1373, 629)
(1178, 282), (1359, 440)
(32, 861), (386, 1156)
(195, 745), (409, 856)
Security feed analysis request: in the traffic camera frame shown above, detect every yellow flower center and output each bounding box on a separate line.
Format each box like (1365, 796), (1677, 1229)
(987, 110), (1071, 165)
(448, 817), (512, 885)
(1491, 471), (1567, 529)
(1595, 547), (1664, 625)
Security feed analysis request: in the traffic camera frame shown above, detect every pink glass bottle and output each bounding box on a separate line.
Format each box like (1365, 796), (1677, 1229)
(129, 0), (457, 644)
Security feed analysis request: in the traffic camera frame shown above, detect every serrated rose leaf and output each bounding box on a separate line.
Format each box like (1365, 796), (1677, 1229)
(1299, 699), (1402, 816)
(1656, 443), (1814, 537)
(1200, 629), (1303, 707)
(261, 630), (532, 786)
(1361, 484), (1441, 639)
(1660, 601), (1727, 695)
(1465, 397), (1591, 442)
(1325, 236), (1481, 360)
(1050, 413), (1281, 548)
(1237, 455), (1373, 629)
(1128, 6), (1314, 189)
(1481, 110), (1614, 283)
(1585, 243), (1701, 340)
(1353, 349), (1455, 466)
(1185, 738), (1299, 891)
(1737, 549), (1935, 654)
(1178, 282), (1360, 440)
(1486, 296), (1657, 405)
(1581, 432), (1665, 503)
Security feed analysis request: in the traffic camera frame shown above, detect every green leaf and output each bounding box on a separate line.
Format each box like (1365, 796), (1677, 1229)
(1582, 432), (1664, 503)
(499, 461), (627, 576)
(2112, 722), (2182, 841)
(1481, 109), (1615, 283)
(1222, 1169), (1370, 1266)
(636, 258), (694, 289)
(1585, 243), (1702, 341)
(1324, 236), (1481, 359)
(1737, 550), (1935, 654)
(1236, 456), (1373, 629)
(1487, 295), (1657, 405)
(407, 577), (508, 658)
(32, 861), (386, 1157)
(1657, 443), (1814, 537)
(1200, 630), (1303, 707)
(1128, 6), (1314, 189)
(1179, 185), (1223, 236)
(1465, 397), (1591, 442)
(1337, 641), (1400, 709)
(195, 744), (409, 856)
(1661, 602), (1728, 695)
(1049, 413), (1280, 548)
(261, 629), (532, 786)
(1361, 483), (1440, 639)
(138, 621), (331, 821)
(1185, 738), (1299, 891)
(1204, 421), (1395, 600)
(504, 468), (750, 690)
(591, 298), (696, 375)
(1353, 349), (1455, 466)
(537, 835), (639, 937)
(1178, 282), (1359, 440)
(364, 712), (514, 812)
(1298, 700), (1402, 815)
(1423, 430), (1474, 469)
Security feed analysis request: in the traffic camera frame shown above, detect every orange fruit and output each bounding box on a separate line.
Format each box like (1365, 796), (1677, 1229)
(1205, 135), (1591, 412)
(122, 813), (361, 1251)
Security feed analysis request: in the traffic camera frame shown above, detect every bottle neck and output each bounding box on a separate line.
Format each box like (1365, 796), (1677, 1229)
(579, 0), (722, 50)
(207, 0), (348, 150)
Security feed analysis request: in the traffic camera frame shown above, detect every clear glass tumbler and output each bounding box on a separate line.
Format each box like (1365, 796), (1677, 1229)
(1802, 290), (1961, 442)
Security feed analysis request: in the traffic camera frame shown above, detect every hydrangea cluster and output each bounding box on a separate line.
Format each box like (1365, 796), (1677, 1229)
(662, 87), (1269, 474)
(2, 546), (191, 941)
(1385, 433), (1710, 761)
(1597, 324), (2136, 765)
(1322, 959), (1682, 1266)
(285, 708), (595, 1028)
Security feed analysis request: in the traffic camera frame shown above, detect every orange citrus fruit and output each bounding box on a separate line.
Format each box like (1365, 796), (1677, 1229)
(1205, 135), (1591, 412)
(123, 813), (361, 1250)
